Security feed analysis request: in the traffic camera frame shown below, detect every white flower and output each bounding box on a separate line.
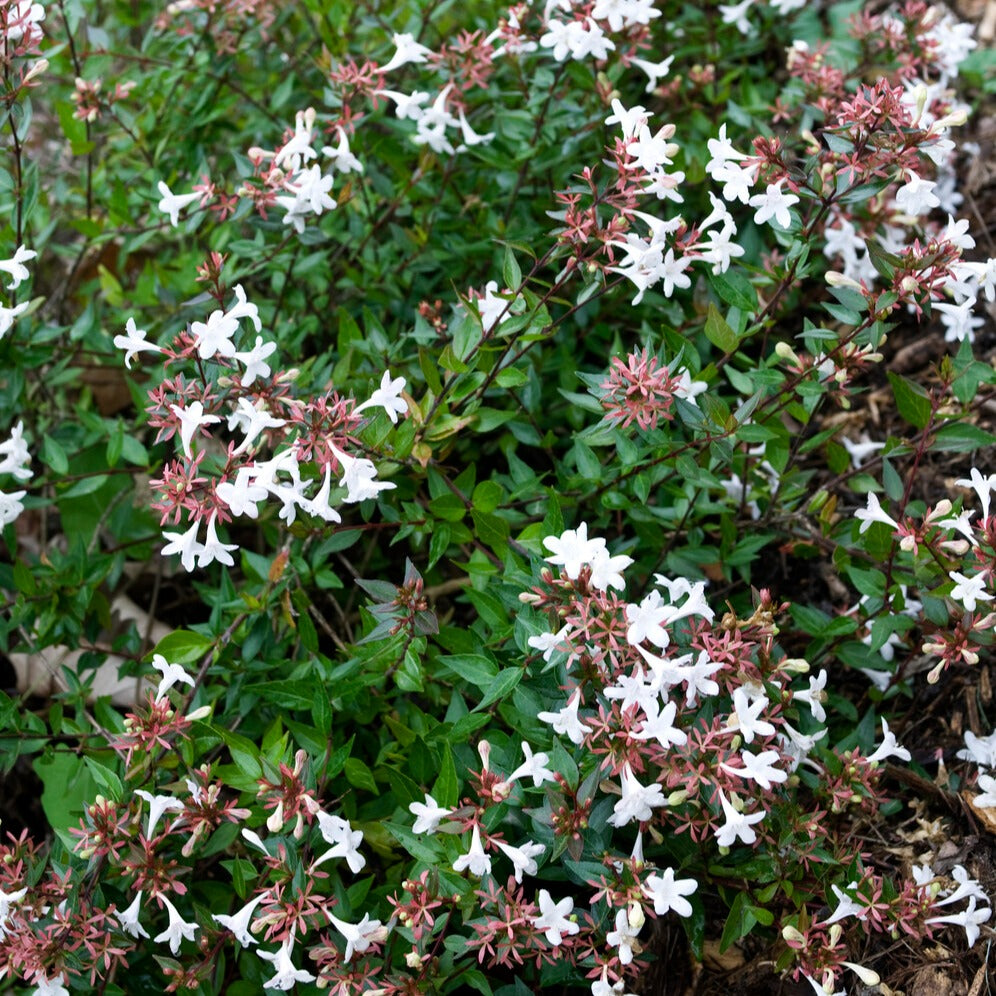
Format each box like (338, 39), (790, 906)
(895, 170), (940, 216)
(588, 546), (633, 591)
(114, 317), (162, 369)
(197, 513), (238, 569)
(233, 336), (277, 387)
(957, 467), (996, 521)
(0, 244), (35, 289)
(30, 974), (69, 996)
(0, 300), (29, 339)
(527, 624), (570, 663)
(135, 788), (185, 838)
(322, 126), (364, 174)
(376, 88), (430, 121)
(0, 488), (26, 526)
(749, 181), (799, 229)
(949, 570), (992, 612)
(315, 811), (366, 874)
(867, 718), (911, 764)
(630, 55), (674, 92)
(729, 686), (774, 744)
(607, 762), (668, 827)
(0, 886), (27, 937)
(409, 793), (450, 834)
(507, 741), (556, 788)
(537, 689), (591, 745)
(606, 906), (642, 964)
(170, 400), (221, 459)
(153, 894), (198, 955)
(161, 519), (204, 572)
(715, 789), (764, 847)
(543, 521), (606, 579)
(151, 653), (195, 703)
(720, 749), (787, 791)
(211, 892), (267, 946)
(452, 823), (492, 876)
(327, 912), (385, 960)
(794, 669), (827, 723)
(642, 868), (697, 918)
(926, 895), (991, 948)
(959, 728), (996, 769)
(256, 935), (316, 990)
(0, 420), (30, 481)
(354, 370), (408, 424)
(115, 892), (150, 939)
(156, 181), (201, 227)
(476, 280), (513, 332)
(494, 839), (544, 883)
(531, 889), (579, 945)
(380, 31), (434, 73)
(855, 492), (899, 534)
(633, 698), (687, 750)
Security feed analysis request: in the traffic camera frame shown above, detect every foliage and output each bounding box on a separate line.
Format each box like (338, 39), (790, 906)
(1, 0), (996, 994)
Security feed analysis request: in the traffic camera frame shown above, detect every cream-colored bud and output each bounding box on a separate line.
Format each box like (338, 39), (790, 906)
(628, 902), (645, 930)
(23, 58), (48, 84)
(266, 801), (284, 833)
(781, 924), (805, 944)
(843, 961), (880, 986)
(826, 271), (862, 289)
(774, 340), (801, 365)
(667, 789), (689, 806)
(779, 657), (810, 675)
(186, 705), (212, 722)
(405, 950), (422, 969)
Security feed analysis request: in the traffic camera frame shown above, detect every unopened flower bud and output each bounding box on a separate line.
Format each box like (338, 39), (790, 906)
(405, 950), (422, 969)
(266, 801), (284, 833)
(899, 275), (919, 296)
(779, 657), (810, 675)
(23, 58), (48, 84)
(774, 340), (801, 366)
(826, 271), (862, 289)
(477, 740), (491, 772)
(667, 789), (689, 806)
(782, 924), (805, 944)
(628, 902), (645, 930)
(186, 705), (211, 722)
(828, 923), (843, 946)
(843, 961), (880, 986)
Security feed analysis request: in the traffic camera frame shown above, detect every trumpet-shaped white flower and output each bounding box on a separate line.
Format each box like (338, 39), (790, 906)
(453, 822), (491, 877)
(153, 894), (198, 954)
(156, 181), (201, 227)
(537, 689), (592, 745)
(211, 892), (267, 946)
(949, 570), (992, 612)
(531, 889), (578, 945)
(256, 935), (316, 990)
(642, 867), (697, 918)
(0, 244), (35, 289)
(409, 793), (450, 834)
(855, 492), (899, 534)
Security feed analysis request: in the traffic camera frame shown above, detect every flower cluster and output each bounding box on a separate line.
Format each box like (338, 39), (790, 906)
(115, 273), (406, 572)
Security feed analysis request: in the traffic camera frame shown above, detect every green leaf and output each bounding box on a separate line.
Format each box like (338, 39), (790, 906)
(887, 371), (931, 430)
(41, 436), (69, 475)
(704, 304), (739, 354)
(440, 654), (498, 687)
(933, 422), (996, 453)
(719, 892), (760, 952)
(152, 629), (213, 665)
(473, 668), (523, 712)
(710, 270), (757, 312)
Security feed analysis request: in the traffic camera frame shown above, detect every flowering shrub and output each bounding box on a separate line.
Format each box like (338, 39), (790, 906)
(2, 0), (996, 993)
